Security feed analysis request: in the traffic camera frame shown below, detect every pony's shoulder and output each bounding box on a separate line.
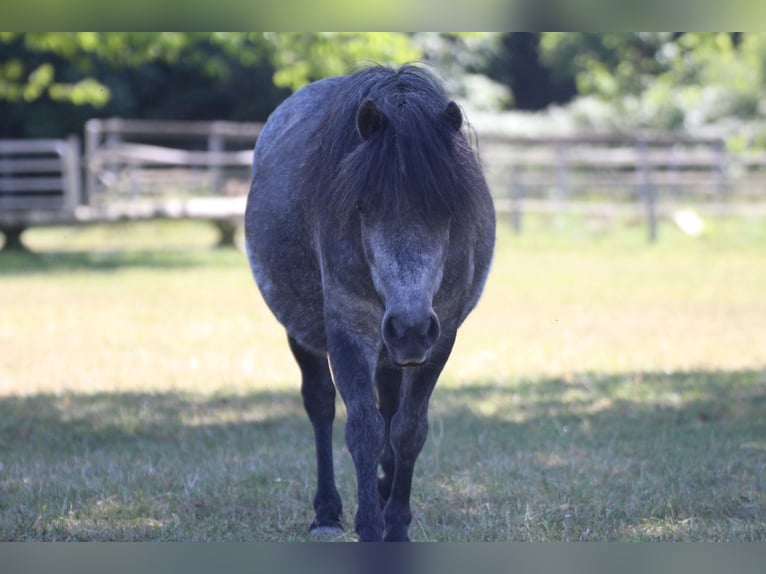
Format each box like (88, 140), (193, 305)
(258, 76), (348, 147)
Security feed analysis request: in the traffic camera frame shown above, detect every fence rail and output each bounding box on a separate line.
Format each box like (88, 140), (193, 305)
(3, 121), (766, 249)
(83, 118), (262, 205)
(480, 133), (766, 240)
(1, 120), (262, 249)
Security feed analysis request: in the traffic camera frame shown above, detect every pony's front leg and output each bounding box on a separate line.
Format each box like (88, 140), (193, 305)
(375, 363), (403, 507)
(287, 335), (343, 534)
(327, 327), (385, 542)
(383, 336), (455, 542)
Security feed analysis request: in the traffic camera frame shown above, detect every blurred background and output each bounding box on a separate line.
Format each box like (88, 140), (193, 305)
(3, 32), (766, 247)
(5, 32), (766, 137)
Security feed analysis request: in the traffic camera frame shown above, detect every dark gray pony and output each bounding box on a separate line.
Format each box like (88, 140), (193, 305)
(245, 65), (495, 542)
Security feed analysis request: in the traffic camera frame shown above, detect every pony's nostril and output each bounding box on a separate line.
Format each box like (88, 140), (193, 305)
(383, 311), (440, 347)
(383, 314), (405, 341)
(425, 313), (440, 345)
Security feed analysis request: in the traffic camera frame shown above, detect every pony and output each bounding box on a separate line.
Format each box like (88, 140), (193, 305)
(245, 65), (495, 542)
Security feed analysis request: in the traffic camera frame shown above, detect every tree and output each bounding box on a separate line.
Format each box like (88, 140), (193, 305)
(0, 33), (423, 138)
(536, 33), (766, 135)
(263, 32), (421, 91)
(483, 33), (576, 110)
(538, 33), (675, 100)
(0, 33), (284, 137)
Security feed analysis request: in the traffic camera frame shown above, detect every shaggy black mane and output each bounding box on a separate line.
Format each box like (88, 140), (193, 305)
(305, 65), (489, 234)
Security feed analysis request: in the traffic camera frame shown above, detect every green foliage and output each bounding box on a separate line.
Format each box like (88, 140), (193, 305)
(0, 33), (287, 138)
(0, 32), (422, 105)
(265, 32), (422, 91)
(0, 34), (114, 107)
(9, 32), (766, 141)
(0, 32), (428, 138)
(540, 33), (675, 100)
(538, 33), (766, 137)
(413, 33), (512, 111)
(480, 33), (573, 111)
(0, 33), (262, 107)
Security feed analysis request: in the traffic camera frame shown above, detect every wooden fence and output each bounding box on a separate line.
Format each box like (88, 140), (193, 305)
(0, 119), (263, 249)
(3, 120), (766, 249)
(0, 137), (81, 211)
(83, 117), (262, 205)
(480, 133), (766, 241)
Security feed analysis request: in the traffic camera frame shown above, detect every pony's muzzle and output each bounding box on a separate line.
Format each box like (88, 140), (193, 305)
(382, 309), (441, 367)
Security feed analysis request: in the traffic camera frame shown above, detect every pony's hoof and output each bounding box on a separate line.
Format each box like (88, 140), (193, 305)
(383, 531), (410, 542)
(309, 523), (345, 541)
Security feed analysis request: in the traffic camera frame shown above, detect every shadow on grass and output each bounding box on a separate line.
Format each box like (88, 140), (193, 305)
(1, 368), (764, 541)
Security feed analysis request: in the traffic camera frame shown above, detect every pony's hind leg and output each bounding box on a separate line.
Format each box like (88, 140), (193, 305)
(287, 335), (343, 534)
(375, 363), (402, 508)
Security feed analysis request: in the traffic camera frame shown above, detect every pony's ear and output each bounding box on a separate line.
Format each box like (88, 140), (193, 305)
(357, 99), (386, 140)
(444, 101), (463, 131)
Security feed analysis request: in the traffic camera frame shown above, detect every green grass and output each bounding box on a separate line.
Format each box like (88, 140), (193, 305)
(1, 216), (765, 541)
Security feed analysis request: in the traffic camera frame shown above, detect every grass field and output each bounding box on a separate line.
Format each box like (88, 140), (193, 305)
(1, 216), (765, 541)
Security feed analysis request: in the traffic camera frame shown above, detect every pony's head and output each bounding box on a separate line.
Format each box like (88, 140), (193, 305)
(313, 65), (489, 365)
(350, 95), (464, 366)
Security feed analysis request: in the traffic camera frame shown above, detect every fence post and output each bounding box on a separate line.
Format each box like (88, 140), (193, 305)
(208, 127), (224, 195)
(511, 164), (524, 234)
(84, 119), (100, 205)
(637, 138), (657, 242)
(714, 138), (726, 199)
(105, 119), (123, 202)
(63, 135), (82, 210)
(555, 140), (569, 200)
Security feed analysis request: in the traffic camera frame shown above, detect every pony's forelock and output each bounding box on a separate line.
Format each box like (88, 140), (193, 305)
(306, 65), (488, 235)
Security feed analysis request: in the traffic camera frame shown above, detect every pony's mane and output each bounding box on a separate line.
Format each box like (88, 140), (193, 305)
(305, 65), (489, 235)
